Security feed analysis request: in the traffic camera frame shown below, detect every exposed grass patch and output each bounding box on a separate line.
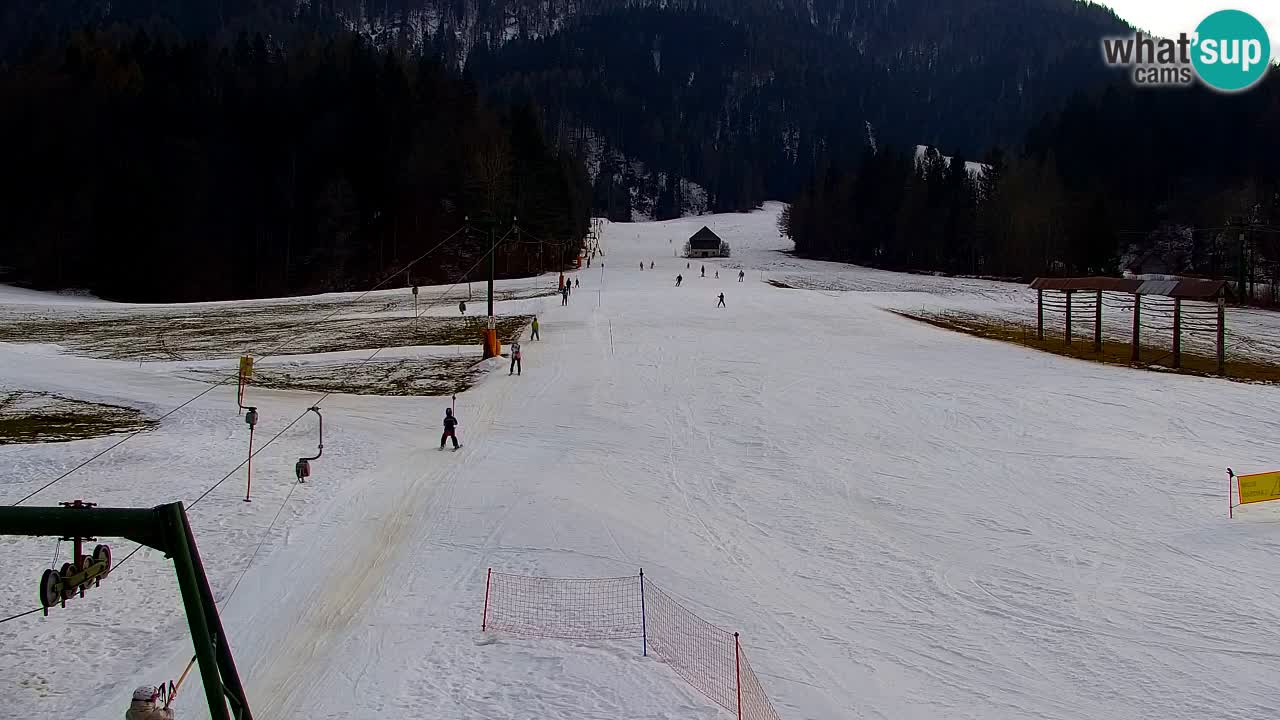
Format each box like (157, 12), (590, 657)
(0, 290), (537, 361)
(187, 356), (485, 397)
(766, 279), (796, 289)
(895, 310), (1280, 384)
(0, 391), (155, 444)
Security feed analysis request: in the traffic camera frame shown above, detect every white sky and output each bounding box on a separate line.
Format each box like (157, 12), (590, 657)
(1097, 1), (1280, 61)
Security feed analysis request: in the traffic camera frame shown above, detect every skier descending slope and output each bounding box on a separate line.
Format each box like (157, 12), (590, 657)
(439, 407), (460, 451)
(509, 340), (522, 376)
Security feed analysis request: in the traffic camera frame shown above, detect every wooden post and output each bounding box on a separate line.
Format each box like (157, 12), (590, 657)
(1036, 289), (1044, 340)
(1064, 290), (1073, 346)
(1094, 290), (1103, 353)
(1172, 297), (1182, 369)
(1217, 297), (1226, 375)
(1131, 294), (1141, 362)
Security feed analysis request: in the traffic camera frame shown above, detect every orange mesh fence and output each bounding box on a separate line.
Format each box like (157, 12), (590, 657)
(481, 568), (782, 720)
(643, 581), (739, 713)
(483, 571), (642, 639)
(737, 650), (783, 720)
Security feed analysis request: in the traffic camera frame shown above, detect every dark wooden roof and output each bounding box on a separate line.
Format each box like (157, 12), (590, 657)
(1030, 277), (1228, 299)
(689, 226), (722, 249)
(1031, 277), (1141, 293)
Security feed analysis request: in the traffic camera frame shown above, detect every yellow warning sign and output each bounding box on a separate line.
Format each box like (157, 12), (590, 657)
(1237, 471), (1280, 505)
(239, 356), (255, 381)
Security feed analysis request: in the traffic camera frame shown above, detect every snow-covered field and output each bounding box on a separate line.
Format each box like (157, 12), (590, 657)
(4, 203), (1280, 720)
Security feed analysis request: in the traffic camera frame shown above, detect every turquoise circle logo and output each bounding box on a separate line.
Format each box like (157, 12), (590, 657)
(1192, 10), (1271, 92)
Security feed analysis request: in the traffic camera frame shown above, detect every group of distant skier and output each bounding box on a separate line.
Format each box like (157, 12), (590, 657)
(436, 248), (750, 452)
(668, 262), (743, 306)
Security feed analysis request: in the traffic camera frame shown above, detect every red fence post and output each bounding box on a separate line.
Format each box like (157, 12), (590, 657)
(734, 632), (743, 720)
(482, 568), (492, 631)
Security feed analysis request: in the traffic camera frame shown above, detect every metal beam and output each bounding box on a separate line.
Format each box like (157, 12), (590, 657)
(0, 506), (168, 552)
(165, 503), (232, 720)
(0, 502), (253, 720)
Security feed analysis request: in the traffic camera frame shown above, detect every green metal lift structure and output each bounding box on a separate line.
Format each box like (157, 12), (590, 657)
(0, 501), (254, 720)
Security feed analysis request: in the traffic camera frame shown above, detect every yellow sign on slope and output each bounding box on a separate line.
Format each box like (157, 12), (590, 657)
(1237, 471), (1280, 505)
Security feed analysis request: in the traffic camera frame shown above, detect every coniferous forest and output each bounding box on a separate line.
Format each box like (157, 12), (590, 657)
(783, 75), (1280, 282)
(1, 1), (1277, 298)
(0, 31), (590, 301)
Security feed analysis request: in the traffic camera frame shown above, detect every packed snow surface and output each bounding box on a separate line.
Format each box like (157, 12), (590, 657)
(4, 203), (1280, 720)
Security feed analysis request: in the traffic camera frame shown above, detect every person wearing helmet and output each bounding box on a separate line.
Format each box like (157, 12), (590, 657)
(440, 407), (460, 450)
(126, 686), (174, 720)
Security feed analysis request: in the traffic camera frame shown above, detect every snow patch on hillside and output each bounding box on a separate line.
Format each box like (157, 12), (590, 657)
(915, 144), (990, 176)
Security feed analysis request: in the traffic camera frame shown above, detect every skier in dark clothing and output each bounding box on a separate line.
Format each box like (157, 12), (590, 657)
(575, 278), (580, 288)
(459, 300), (466, 314)
(676, 274), (683, 287)
(687, 262), (690, 269)
(561, 286), (568, 305)
(440, 407), (460, 450)
(509, 340), (522, 375)
(715, 270), (719, 279)
(717, 293), (725, 308)
(650, 261), (654, 269)
(701, 265), (705, 277)
(738, 270), (745, 282)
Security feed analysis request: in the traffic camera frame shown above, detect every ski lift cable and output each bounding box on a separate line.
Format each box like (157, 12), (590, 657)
(218, 481), (303, 609)
(0, 227), (514, 624)
(0, 544), (144, 624)
(188, 225), (515, 512)
(0, 607), (42, 624)
(8, 223), (471, 507)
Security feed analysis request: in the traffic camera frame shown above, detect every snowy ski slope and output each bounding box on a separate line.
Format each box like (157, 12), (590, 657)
(4, 203), (1280, 719)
